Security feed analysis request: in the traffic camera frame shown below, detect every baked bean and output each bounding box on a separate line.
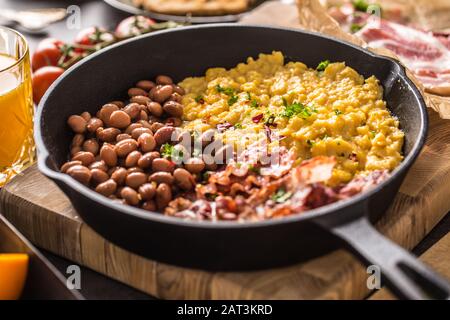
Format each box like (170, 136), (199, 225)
(147, 101), (163, 117)
(200, 129), (215, 147)
(82, 139), (99, 155)
(173, 168), (194, 191)
(115, 139), (138, 157)
(125, 124), (143, 135)
(89, 160), (108, 172)
(136, 80), (155, 91)
(150, 122), (165, 133)
(97, 127), (120, 142)
(127, 167), (144, 174)
(149, 172), (174, 185)
(128, 87), (148, 97)
(163, 101), (183, 118)
(131, 127), (152, 140)
(139, 110), (149, 121)
(71, 134), (84, 147)
(154, 126), (176, 145)
(109, 110), (131, 128)
(138, 120), (153, 129)
(61, 160), (82, 173)
(138, 133), (156, 152)
(72, 151), (95, 166)
(95, 179), (117, 197)
(109, 101), (125, 108)
(172, 85), (185, 95)
(165, 117), (182, 127)
(168, 92), (183, 103)
(80, 111), (91, 122)
(156, 75), (173, 85)
(111, 167), (127, 185)
(126, 172), (147, 189)
(100, 144), (118, 167)
(130, 95), (151, 105)
(184, 157), (205, 174)
(116, 133), (132, 142)
(67, 115), (87, 133)
(142, 200), (156, 211)
(86, 117), (104, 133)
(98, 104), (119, 125)
(66, 165), (91, 185)
(138, 183), (156, 200)
(137, 151), (160, 169)
(91, 168), (109, 184)
(156, 183), (172, 210)
(152, 85), (173, 103)
(121, 187), (140, 205)
(125, 151), (142, 167)
(70, 146), (82, 157)
(152, 158), (175, 173)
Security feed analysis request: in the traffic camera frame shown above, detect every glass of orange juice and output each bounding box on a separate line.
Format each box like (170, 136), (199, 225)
(0, 27), (34, 186)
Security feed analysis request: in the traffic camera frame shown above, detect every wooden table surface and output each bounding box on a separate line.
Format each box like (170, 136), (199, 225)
(1, 0), (449, 300)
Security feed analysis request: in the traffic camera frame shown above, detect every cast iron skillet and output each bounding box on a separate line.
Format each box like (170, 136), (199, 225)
(35, 24), (450, 299)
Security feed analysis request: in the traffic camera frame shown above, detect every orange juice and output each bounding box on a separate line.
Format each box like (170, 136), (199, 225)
(0, 31), (35, 186)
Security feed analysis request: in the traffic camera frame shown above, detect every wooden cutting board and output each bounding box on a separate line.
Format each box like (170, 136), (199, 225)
(1, 109), (450, 299)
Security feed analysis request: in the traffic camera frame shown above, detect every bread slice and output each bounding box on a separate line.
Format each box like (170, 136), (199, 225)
(137, 0), (250, 16)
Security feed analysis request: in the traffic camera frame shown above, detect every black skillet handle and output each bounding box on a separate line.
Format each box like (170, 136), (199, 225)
(314, 211), (450, 300)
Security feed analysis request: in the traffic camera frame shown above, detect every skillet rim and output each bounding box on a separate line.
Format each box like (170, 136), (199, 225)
(35, 23), (428, 230)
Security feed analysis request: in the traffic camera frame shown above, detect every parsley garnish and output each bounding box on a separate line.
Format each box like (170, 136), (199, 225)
(160, 143), (183, 161)
(228, 95), (238, 106)
(265, 114), (276, 126)
(350, 23), (364, 33)
(216, 84), (235, 96)
(316, 60), (330, 71)
(271, 189), (293, 203)
(250, 99), (259, 108)
(334, 109), (343, 115)
(281, 99), (312, 119)
(234, 123), (243, 129)
(195, 95), (205, 103)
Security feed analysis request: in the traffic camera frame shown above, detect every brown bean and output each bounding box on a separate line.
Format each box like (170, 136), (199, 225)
(156, 183), (172, 210)
(109, 101), (125, 108)
(138, 120), (153, 129)
(128, 87), (148, 97)
(67, 115), (87, 133)
(154, 126), (176, 145)
(168, 92), (183, 103)
(138, 133), (156, 152)
(126, 172), (147, 189)
(71, 134), (85, 147)
(70, 146), (82, 157)
(125, 151), (142, 167)
(72, 151), (95, 166)
(152, 85), (173, 103)
(66, 165), (91, 185)
(98, 104), (119, 125)
(121, 187), (140, 205)
(149, 172), (174, 185)
(80, 111), (92, 122)
(86, 117), (104, 133)
(123, 103), (141, 120)
(116, 133), (132, 142)
(61, 160), (82, 173)
(95, 179), (117, 197)
(152, 158), (175, 173)
(97, 127), (121, 142)
(184, 158), (205, 174)
(100, 144), (118, 167)
(125, 123), (143, 134)
(89, 160), (108, 172)
(146, 101), (163, 117)
(165, 117), (182, 127)
(172, 85), (185, 95)
(137, 151), (160, 169)
(138, 183), (156, 201)
(130, 95), (151, 105)
(141, 200), (156, 211)
(139, 110), (149, 121)
(131, 127), (152, 140)
(150, 122), (165, 133)
(173, 168), (195, 191)
(115, 139), (138, 157)
(109, 110), (131, 129)
(156, 75), (173, 85)
(82, 139), (99, 155)
(91, 168), (109, 184)
(163, 101), (183, 118)
(111, 167), (127, 185)
(127, 167), (144, 174)
(136, 80), (155, 91)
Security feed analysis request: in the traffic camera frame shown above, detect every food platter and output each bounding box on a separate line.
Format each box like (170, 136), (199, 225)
(103, 0), (268, 23)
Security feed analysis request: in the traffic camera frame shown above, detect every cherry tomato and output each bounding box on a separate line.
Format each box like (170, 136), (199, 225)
(115, 16), (156, 39)
(32, 66), (65, 104)
(31, 38), (65, 72)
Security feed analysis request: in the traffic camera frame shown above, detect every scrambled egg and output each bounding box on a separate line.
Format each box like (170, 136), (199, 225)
(179, 51), (404, 184)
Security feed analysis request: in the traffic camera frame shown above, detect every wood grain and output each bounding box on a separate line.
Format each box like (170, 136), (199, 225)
(1, 111), (450, 299)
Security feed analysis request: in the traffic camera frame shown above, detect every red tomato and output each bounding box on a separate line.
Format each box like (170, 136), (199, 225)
(115, 16), (156, 39)
(31, 38), (65, 72)
(32, 66), (65, 104)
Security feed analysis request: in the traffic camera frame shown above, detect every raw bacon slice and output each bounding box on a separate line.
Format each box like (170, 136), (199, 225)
(356, 19), (450, 95)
